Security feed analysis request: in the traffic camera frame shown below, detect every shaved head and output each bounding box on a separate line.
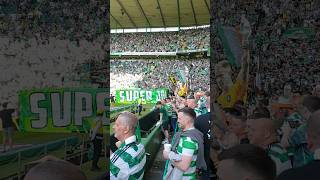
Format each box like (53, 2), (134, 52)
(251, 118), (276, 133)
(24, 160), (86, 180)
(247, 118), (277, 148)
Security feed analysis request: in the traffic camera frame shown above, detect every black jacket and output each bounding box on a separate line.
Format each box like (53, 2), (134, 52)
(277, 160), (320, 180)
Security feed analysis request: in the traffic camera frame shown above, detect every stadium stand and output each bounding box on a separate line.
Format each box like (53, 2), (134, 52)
(210, 0), (320, 179)
(110, 59), (209, 96)
(111, 28), (209, 52)
(0, 0), (107, 179)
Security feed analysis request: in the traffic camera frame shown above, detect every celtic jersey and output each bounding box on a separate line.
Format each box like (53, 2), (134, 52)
(175, 134), (199, 179)
(110, 136), (146, 180)
(266, 142), (292, 175)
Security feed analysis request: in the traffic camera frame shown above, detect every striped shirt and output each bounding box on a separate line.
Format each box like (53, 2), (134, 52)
(266, 143), (292, 175)
(176, 134), (199, 179)
(110, 136), (146, 180)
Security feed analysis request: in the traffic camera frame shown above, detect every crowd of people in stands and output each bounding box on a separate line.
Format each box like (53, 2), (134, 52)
(0, 37), (104, 105)
(0, 1), (107, 179)
(110, 28), (209, 52)
(0, 0), (106, 109)
(110, 24), (210, 179)
(207, 1), (320, 180)
(110, 59), (210, 95)
(212, 0), (320, 101)
(0, 0), (107, 44)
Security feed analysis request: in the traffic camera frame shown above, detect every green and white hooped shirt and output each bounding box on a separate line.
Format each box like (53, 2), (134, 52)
(110, 136), (146, 180)
(266, 142), (292, 175)
(175, 128), (199, 179)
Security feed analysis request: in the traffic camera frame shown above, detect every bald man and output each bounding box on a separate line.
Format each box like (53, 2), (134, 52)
(247, 114), (292, 175)
(110, 112), (146, 180)
(277, 110), (320, 180)
(24, 157), (87, 180)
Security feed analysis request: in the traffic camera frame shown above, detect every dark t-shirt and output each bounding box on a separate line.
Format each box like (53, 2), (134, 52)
(0, 109), (15, 128)
(240, 138), (250, 144)
(195, 112), (211, 148)
(277, 160), (320, 180)
(195, 112), (211, 170)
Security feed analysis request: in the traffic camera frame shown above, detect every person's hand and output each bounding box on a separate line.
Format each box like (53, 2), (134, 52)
(281, 121), (292, 137)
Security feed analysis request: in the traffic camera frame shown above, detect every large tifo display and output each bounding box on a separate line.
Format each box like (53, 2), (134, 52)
(19, 88), (108, 133)
(115, 88), (168, 104)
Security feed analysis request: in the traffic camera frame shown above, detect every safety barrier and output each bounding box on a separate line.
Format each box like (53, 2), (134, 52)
(0, 136), (80, 179)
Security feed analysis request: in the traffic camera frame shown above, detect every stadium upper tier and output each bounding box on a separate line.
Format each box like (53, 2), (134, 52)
(111, 28), (209, 53)
(0, 0), (107, 106)
(0, 0), (107, 42)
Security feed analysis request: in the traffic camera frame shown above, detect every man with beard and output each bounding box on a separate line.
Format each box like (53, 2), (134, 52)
(163, 107), (206, 180)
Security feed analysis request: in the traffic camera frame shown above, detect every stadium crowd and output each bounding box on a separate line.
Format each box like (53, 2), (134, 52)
(208, 1), (320, 180)
(0, 1), (107, 179)
(110, 28), (209, 52)
(110, 59), (210, 96)
(0, 0), (107, 43)
(212, 0), (320, 102)
(0, 0), (106, 108)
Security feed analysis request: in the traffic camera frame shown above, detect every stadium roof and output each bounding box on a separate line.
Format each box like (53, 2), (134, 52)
(110, 0), (210, 29)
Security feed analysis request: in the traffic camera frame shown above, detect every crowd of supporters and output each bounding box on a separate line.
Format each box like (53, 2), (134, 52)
(0, 0), (107, 44)
(0, 0), (107, 179)
(208, 1), (320, 180)
(212, 0), (320, 100)
(110, 59), (210, 95)
(110, 28), (209, 52)
(0, 0), (106, 108)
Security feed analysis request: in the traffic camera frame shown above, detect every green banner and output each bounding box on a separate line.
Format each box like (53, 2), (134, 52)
(115, 88), (168, 104)
(19, 88), (109, 133)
